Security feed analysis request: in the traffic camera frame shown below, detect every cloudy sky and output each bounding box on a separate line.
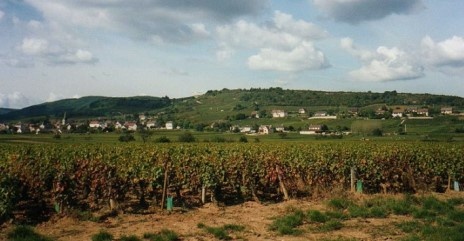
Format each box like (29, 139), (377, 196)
(1, 0), (464, 108)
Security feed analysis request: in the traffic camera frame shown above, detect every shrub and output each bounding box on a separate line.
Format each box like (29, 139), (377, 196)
(178, 132), (195, 143)
(119, 133), (135, 142)
(7, 226), (54, 241)
(154, 136), (171, 143)
(143, 229), (179, 241)
(92, 230), (113, 241)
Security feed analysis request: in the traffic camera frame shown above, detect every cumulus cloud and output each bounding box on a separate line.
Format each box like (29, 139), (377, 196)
(248, 42), (329, 71)
(341, 38), (424, 81)
(421, 36), (464, 68)
(217, 11), (329, 72)
(313, 0), (424, 24)
(15, 37), (98, 66)
(0, 92), (32, 109)
(24, 0), (268, 43)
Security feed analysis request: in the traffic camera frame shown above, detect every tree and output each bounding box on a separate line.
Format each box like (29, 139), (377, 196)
(119, 132), (135, 142)
(178, 132), (196, 143)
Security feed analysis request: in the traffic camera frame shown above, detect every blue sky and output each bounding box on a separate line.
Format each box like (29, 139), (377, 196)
(1, 0), (464, 108)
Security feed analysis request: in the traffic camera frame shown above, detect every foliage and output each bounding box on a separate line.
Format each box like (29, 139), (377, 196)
(143, 229), (179, 241)
(154, 136), (171, 143)
(119, 133), (135, 142)
(91, 230), (113, 241)
(177, 132), (195, 142)
(7, 226), (54, 241)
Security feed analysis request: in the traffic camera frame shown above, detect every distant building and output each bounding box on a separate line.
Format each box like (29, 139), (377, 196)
(146, 120), (156, 129)
(258, 125), (273, 134)
(165, 121), (174, 130)
(314, 111), (327, 117)
(124, 122), (137, 131)
(271, 110), (287, 118)
(417, 108), (429, 117)
(89, 121), (101, 128)
(441, 107), (453, 115)
(298, 108), (306, 114)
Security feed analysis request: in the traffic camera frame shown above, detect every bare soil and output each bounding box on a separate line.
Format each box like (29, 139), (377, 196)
(1, 192), (463, 241)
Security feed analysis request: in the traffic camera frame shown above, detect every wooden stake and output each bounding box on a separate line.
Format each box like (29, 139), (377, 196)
(350, 167), (356, 193)
(201, 185), (206, 204)
(160, 161), (169, 210)
(276, 165), (289, 200)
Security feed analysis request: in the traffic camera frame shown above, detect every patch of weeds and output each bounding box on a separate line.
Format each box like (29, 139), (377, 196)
(325, 210), (349, 220)
(120, 235), (141, 241)
(269, 209), (305, 235)
(412, 208), (437, 220)
(223, 224), (245, 232)
(447, 197), (464, 206)
(421, 196), (454, 213)
(91, 230), (113, 241)
(395, 221), (422, 233)
(321, 237), (358, 241)
(400, 234), (421, 241)
(347, 204), (370, 218)
(7, 226), (54, 241)
(198, 223), (245, 240)
(420, 224), (464, 241)
(307, 210), (329, 223)
(369, 206), (388, 218)
(327, 197), (353, 210)
(318, 220), (343, 232)
(143, 229), (179, 241)
(389, 200), (415, 215)
(447, 210), (464, 223)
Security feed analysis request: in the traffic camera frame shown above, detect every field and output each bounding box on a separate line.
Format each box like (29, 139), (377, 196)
(1, 138), (464, 240)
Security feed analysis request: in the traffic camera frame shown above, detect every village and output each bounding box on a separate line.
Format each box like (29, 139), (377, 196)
(0, 106), (458, 136)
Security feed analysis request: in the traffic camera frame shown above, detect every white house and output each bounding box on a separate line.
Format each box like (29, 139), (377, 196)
(114, 121), (123, 130)
(89, 121), (101, 128)
(272, 110), (287, 118)
(441, 107), (453, 115)
(314, 111), (327, 117)
(251, 111), (260, 118)
(298, 108), (306, 114)
(258, 125), (272, 134)
(146, 120), (156, 129)
(417, 108), (429, 117)
(165, 121), (174, 130)
(392, 110), (403, 118)
(240, 126), (252, 133)
(125, 122), (137, 131)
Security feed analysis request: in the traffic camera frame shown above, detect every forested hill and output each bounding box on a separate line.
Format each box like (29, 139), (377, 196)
(0, 96), (174, 121)
(213, 88), (464, 107)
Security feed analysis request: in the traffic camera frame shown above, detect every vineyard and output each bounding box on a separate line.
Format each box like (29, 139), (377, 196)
(1, 142), (463, 222)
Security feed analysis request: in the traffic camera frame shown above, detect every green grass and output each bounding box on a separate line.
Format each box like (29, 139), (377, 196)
(307, 210), (329, 223)
(197, 223), (245, 240)
(269, 209), (305, 235)
(318, 220), (344, 232)
(7, 226), (54, 241)
(143, 229), (179, 241)
(91, 230), (113, 241)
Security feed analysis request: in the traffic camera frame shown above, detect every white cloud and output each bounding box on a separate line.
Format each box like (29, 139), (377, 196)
(0, 10), (4, 21)
(15, 37), (98, 66)
(313, 0), (424, 24)
(20, 38), (49, 55)
(0, 92), (32, 109)
(24, 0), (268, 43)
(217, 11), (329, 72)
(342, 38), (424, 81)
(421, 36), (464, 68)
(248, 42), (329, 72)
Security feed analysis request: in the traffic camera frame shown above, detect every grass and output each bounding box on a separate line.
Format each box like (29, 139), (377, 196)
(7, 226), (54, 241)
(269, 194), (464, 240)
(91, 230), (113, 241)
(197, 223), (245, 240)
(143, 229), (179, 241)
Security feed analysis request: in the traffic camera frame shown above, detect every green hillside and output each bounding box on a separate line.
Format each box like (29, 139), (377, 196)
(0, 96), (175, 121)
(1, 88), (464, 125)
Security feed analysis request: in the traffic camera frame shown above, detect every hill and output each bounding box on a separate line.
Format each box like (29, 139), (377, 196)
(0, 96), (175, 121)
(1, 88), (463, 123)
(0, 108), (16, 115)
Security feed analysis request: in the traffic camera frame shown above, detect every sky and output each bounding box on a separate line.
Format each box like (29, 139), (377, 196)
(1, 0), (464, 109)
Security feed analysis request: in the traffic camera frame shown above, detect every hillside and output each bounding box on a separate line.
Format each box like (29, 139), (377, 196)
(0, 96), (175, 121)
(0, 108), (16, 115)
(1, 88), (464, 123)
